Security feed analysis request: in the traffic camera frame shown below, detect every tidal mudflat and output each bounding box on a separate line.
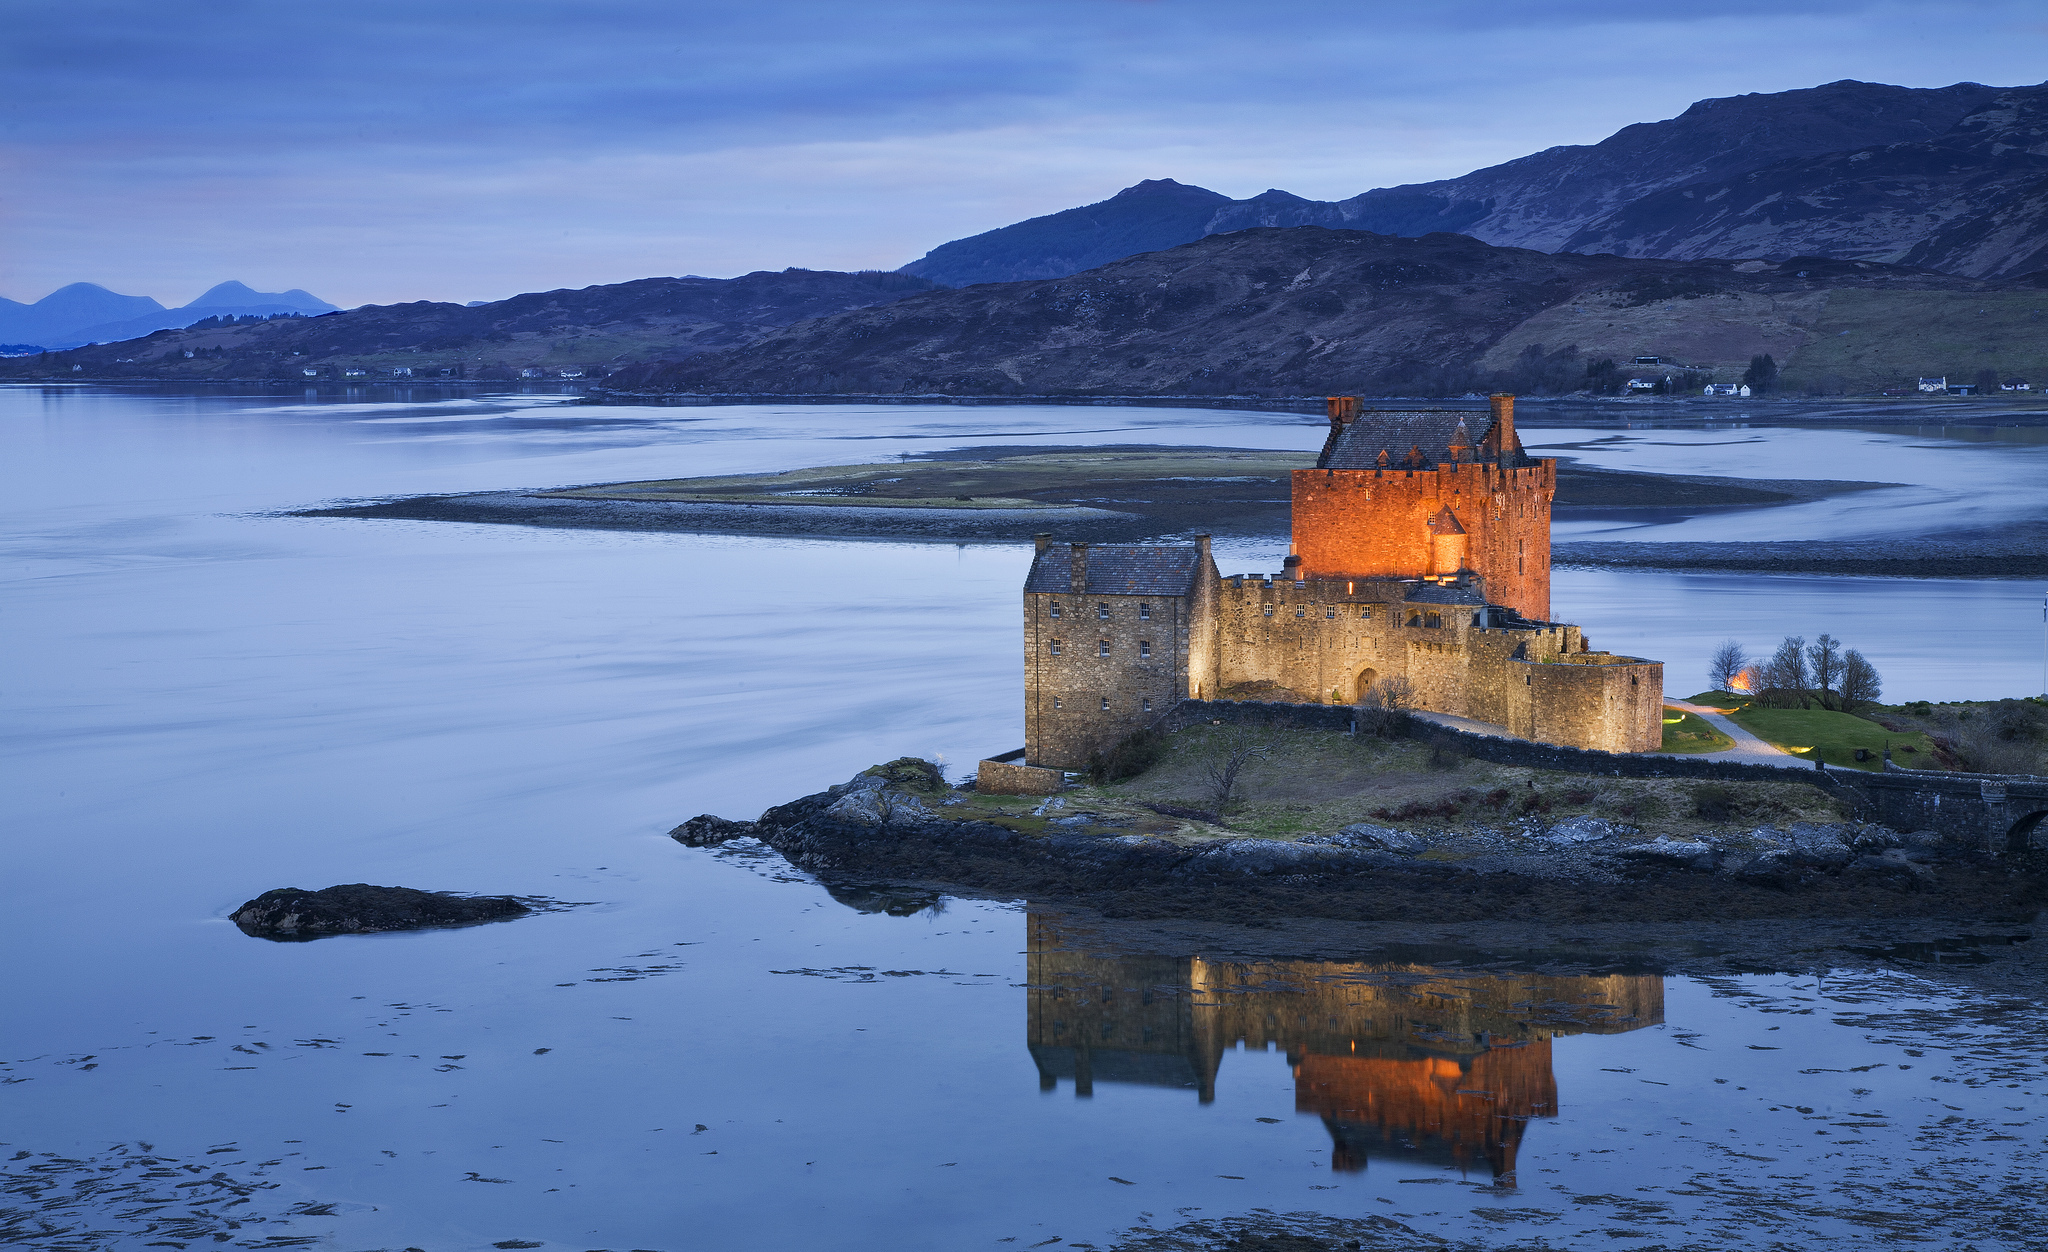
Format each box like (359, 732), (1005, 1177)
(4, 385), (2047, 1250)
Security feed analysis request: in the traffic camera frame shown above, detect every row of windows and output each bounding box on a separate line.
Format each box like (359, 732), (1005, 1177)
(1049, 696), (1153, 712)
(1249, 604), (1377, 619)
(1047, 640), (1151, 658)
(1048, 601), (1153, 621)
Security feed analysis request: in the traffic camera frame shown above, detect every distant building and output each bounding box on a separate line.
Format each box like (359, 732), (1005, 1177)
(2002, 378), (2031, 391)
(1625, 377), (1658, 391)
(1632, 356), (1662, 366)
(388, 367), (412, 377)
(1702, 383), (1750, 397)
(1917, 376), (1947, 392)
(343, 368), (367, 377)
(520, 367), (546, 378)
(302, 368), (319, 377)
(558, 368), (585, 379)
(1948, 384), (1977, 396)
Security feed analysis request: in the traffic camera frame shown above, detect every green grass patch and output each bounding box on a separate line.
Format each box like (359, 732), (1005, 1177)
(1680, 690), (1748, 711)
(1727, 706), (1935, 772)
(1661, 708), (1734, 753)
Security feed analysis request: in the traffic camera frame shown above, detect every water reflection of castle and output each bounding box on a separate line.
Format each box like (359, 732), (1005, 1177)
(1026, 918), (1662, 1180)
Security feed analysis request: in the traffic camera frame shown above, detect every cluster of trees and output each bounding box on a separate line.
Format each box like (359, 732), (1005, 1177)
(1709, 635), (1882, 712)
(1742, 353), (1778, 393)
(186, 312), (305, 330)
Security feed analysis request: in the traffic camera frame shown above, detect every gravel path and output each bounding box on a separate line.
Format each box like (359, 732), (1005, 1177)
(1663, 699), (1799, 765)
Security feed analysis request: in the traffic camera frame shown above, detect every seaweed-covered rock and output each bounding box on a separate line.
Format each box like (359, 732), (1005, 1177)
(671, 814), (757, 847)
(232, 884), (529, 940)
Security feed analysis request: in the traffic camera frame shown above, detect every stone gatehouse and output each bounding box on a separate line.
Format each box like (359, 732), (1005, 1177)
(1023, 394), (1664, 769)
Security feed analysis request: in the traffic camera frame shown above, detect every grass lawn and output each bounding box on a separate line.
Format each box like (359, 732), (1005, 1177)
(1680, 690), (1747, 712)
(1661, 708), (1734, 753)
(1727, 706), (1936, 772)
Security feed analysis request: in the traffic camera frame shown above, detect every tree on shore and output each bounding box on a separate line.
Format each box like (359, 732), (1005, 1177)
(1807, 634), (1843, 708)
(1838, 649), (1882, 713)
(1743, 353), (1778, 393)
(1761, 635), (1810, 707)
(1707, 639), (1748, 693)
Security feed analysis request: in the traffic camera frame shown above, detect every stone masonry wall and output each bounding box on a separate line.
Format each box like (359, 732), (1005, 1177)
(1026, 589), (1194, 769)
(1292, 462), (1555, 620)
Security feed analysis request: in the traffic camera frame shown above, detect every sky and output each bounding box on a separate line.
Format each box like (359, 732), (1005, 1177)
(4, 0), (2046, 308)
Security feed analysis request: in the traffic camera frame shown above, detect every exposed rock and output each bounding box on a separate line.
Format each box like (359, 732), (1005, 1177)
(1543, 816), (1634, 844)
(1617, 838), (1720, 871)
(1318, 824), (1426, 854)
(670, 814), (757, 847)
(231, 884), (530, 940)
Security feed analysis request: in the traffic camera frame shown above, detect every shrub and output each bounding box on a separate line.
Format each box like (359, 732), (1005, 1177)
(865, 757), (947, 794)
(1088, 728), (1166, 784)
(1692, 783), (1737, 822)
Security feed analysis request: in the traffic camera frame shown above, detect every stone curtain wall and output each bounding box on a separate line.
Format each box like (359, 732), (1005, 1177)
(1291, 461), (1556, 620)
(1859, 768), (2048, 852)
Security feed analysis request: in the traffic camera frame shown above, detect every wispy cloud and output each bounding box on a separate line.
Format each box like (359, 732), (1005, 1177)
(4, 0), (2043, 305)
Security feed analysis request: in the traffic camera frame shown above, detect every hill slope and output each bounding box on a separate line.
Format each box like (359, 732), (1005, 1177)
(619, 228), (2038, 397)
(7, 269), (937, 380)
(897, 80), (2026, 285)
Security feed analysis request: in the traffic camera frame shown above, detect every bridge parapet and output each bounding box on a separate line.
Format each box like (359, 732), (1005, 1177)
(1860, 764), (2048, 853)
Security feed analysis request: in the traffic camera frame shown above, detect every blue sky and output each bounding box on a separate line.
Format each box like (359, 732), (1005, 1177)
(4, 0), (2046, 307)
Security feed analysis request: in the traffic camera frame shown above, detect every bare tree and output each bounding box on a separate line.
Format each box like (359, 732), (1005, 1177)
(1355, 675), (1416, 737)
(1807, 634), (1843, 709)
(1762, 636), (1809, 708)
(1838, 649), (1881, 713)
(1707, 639), (1748, 694)
(1205, 727), (1272, 814)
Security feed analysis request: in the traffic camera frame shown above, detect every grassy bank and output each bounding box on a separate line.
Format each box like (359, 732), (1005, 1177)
(1661, 708), (1734, 753)
(1727, 705), (1935, 772)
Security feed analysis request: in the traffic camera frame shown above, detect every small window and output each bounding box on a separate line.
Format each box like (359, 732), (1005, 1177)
(1325, 607), (1336, 619)
(1100, 697), (1110, 711)
(1361, 606), (1372, 620)
(1049, 639), (1062, 656)
(1138, 641), (1151, 659)
(1098, 640), (1110, 657)
(1138, 603), (1151, 620)
(1050, 603), (1062, 619)
(1263, 605), (1274, 617)
(1295, 607), (1306, 618)
(1097, 603), (1109, 620)
(1054, 697), (1062, 709)
(1141, 698), (1151, 712)
(1425, 612), (1442, 629)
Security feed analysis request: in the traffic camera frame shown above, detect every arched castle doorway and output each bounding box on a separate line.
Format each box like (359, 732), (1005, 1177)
(2007, 809), (2048, 853)
(1353, 668), (1378, 703)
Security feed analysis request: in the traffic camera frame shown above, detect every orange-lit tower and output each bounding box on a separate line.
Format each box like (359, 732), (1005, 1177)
(1292, 394), (1554, 620)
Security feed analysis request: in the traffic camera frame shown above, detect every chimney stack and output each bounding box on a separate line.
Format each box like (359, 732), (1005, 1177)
(1283, 553), (1303, 583)
(1194, 533), (1212, 565)
(1488, 393), (1516, 461)
(1034, 533), (1052, 554)
(1069, 542), (1089, 595)
(1326, 395), (1360, 425)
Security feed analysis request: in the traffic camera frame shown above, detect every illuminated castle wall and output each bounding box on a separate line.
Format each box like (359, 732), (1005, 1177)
(1021, 395), (1664, 768)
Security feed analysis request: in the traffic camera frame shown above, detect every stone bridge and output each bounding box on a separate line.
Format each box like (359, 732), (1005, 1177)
(1851, 765), (2048, 854)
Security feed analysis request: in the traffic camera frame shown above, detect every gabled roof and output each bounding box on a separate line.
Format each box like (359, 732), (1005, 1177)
(1317, 409), (1530, 470)
(1403, 582), (1489, 605)
(1025, 543), (1208, 596)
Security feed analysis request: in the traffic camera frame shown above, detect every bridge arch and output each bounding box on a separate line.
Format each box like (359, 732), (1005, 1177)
(2007, 808), (2048, 854)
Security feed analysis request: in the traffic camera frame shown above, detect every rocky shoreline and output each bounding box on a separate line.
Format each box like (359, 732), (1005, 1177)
(678, 767), (2048, 925)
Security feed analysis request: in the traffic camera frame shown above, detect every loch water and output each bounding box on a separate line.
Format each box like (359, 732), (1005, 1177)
(3, 385), (2046, 1251)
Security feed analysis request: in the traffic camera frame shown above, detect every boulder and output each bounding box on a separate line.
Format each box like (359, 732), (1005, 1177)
(1327, 824), (1426, 854)
(1617, 838), (1719, 871)
(670, 814), (756, 847)
(1542, 817), (1633, 844)
(232, 884), (529, 940)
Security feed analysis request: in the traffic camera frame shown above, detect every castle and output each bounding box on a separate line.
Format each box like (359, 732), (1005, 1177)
(1021, 394), (1664, 769)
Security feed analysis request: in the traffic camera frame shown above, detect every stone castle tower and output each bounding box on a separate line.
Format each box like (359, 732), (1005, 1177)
(1020, 395), (1663, 769)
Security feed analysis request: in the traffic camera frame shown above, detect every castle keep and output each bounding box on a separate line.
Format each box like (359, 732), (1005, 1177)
(1023, 395), (1663, 768)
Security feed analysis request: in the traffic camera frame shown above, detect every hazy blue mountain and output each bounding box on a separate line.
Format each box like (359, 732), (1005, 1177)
(899, 79), (2016, 284)
(21, 280), (344, 348)
(0, 283), (165, 345)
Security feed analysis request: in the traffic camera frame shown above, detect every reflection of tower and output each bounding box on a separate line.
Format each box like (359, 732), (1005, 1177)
(1025, 917), (1663, 1182)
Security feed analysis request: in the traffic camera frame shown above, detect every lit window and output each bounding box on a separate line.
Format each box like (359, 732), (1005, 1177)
(1049, 640), (1062, 656)
(1100, 697), (1110, 710)
(1139, 604), (1151, 620)
(1050, 603), (1062, 619)
(1098, 640), (1110, 657)
(1097, 604), (1109, 620)
(1138, 641), (1151, 659)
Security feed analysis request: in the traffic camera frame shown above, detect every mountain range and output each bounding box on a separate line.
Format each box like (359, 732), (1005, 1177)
(899, 80), (2048, 285)
(5, 270), (936, 379)
(0, 281), (339, 350)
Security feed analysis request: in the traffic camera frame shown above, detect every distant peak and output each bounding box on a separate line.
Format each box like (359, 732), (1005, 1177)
(1246, 188), (1313, 204)
(1111, 179), (1230, 202)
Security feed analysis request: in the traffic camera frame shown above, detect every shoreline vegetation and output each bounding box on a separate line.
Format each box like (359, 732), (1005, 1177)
(280, 442), (2042, 577)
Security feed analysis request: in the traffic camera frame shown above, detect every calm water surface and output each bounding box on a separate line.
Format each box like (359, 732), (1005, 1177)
(3, 386), (2046, 1251)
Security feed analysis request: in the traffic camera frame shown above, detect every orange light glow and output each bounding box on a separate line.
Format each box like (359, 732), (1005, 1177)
(1729, 667), (1757, 693)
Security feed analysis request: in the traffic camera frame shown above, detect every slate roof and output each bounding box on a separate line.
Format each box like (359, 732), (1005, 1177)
(1025, 543), (1207, 596)
(1317, 409), (1530, 470)
(1403, 582), (1489, 605)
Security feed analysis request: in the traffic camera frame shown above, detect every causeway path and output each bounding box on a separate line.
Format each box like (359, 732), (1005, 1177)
(1663, 699), (1797, 765)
